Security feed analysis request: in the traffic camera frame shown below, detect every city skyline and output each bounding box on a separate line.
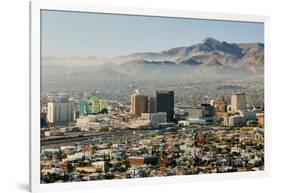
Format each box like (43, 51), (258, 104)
(40, 9), (265, 184)
(41, 88), (265, 183)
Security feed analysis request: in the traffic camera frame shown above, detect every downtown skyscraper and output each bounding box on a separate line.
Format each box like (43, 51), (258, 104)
(131, 93), (148, 116)
(156, 90), (174, 122)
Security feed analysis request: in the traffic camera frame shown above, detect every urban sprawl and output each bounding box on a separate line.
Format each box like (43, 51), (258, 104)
(40, 88), (264, 183)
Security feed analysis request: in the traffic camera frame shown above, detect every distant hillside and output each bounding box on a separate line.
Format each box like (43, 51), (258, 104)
(42, 38), (264, 90)
(111, 37), (264, 68)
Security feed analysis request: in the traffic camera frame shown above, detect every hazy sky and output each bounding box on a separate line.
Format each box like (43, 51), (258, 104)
(41, 10), (264, 58)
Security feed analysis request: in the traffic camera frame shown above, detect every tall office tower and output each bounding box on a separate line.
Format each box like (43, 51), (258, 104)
(47, 101), (74, 124)
(79, 98), (91, 116)
(79, 96), (108, 116)
(212, 96), (227, 112)
(91, 96), (101, 114)
(148, 96), (156, 113)
(99, 99), (108, 112)
(156, 90), (174, 122)
(231, 93), (246, 112)
(131, 93), (148, 116)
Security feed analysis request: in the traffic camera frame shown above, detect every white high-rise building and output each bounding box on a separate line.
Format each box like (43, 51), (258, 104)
(47, 102), (74, 124)
(231, 93), (246, 112)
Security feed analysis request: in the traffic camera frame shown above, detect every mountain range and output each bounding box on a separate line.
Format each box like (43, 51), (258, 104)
(43, 37), (264, 69)
(111, 37), (264, 67)
(42, 38), (264, 92)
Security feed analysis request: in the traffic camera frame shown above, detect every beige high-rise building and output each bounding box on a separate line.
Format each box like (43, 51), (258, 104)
(231, 93), (246, 112)
(47, 102), (74, 124)
(213, 96), (227, 112)
(131, 94), (148, 116)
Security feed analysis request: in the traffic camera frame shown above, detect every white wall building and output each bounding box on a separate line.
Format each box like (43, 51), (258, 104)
(92, 161), (108, 173)
(44, 130), (64, 137)
(76, 114), (112, 131)
(141, 112), (167, 126)
(47, 102), (74, 124)
(223, 115), (246, 126)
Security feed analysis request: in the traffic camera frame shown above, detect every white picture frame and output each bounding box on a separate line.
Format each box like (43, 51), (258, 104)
(30, 1), (271, 192)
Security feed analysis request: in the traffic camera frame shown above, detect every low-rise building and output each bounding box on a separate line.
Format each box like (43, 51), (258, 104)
(127, 155), (158, 167)
(239, 111), (256, 121)
(76, 114), (112, 131)
(187, 104), (215, 125)
(223, 115), (246, 126)
(92, 161), (108, 173)
(256, 113), (264, 128)
(141, 112), (167, 126)
(44, 130), (64, 137)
